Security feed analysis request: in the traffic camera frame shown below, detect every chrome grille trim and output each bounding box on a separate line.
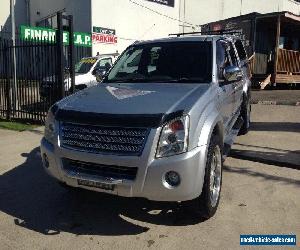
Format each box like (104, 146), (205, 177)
(60, 122), (149, 155)
(62, 158), (138, 181)
(62, 132), (145, 145)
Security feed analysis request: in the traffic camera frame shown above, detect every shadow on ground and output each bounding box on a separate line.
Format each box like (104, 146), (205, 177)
(0, 147), (205, 236)
(250, 122), (300, 133)
(230, 146), (300, 170)
(223, 165), (300, 187)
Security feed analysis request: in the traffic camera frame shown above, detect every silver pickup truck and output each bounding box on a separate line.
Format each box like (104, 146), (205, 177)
(41, 34), (251, 218)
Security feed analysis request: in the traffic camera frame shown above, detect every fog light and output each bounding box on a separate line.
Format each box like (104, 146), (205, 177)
(43, 153), (49, 168)
(165, 171), (180, 187)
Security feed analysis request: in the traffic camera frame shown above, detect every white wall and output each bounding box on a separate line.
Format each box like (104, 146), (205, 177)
(91, 0), (184, 55)
(185, 0), (300, 27)
(282, 0), (300, 15)
(224, 0), (283, 19)
(184, 0), (223, 29)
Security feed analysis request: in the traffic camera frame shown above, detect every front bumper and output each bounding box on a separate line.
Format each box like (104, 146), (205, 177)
(40, 137), (208, 202)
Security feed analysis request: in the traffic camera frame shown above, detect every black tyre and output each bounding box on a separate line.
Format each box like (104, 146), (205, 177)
(184, 135), (223, 219)
(238, 96), (251, 135)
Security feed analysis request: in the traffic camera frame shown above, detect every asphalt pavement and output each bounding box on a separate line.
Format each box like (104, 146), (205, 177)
(0, 104), (299, 250)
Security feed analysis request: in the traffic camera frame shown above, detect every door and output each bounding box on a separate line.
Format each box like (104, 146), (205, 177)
(216, 40), (235, 135)
(229, 41), (244, 118)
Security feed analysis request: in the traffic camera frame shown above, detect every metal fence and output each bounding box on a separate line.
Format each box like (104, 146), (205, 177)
(0, 14), (92, 124)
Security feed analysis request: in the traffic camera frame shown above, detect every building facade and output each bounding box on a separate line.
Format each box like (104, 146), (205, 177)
(1, 0), (300, 56)
(186, 0), (300, 27)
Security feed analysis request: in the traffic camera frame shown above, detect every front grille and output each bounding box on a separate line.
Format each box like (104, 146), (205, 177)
(60, 122), (149, 155)
(63, 158), (138, 180)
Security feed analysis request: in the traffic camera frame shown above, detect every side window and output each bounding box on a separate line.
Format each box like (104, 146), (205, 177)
(216, 40), (231, 80)
(235, 40), (247, 61)
(229, 42), (239, 66)
(121, 49), (142, 73)
(97, 58), (112, 68)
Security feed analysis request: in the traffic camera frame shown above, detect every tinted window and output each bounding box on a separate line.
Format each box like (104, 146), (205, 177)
(95, 58), (113, 71)
(217, 40), (232, 80)
(97, 58), (112, 68)
(217, 40), (231, 68)
(104, 41), (212, 83)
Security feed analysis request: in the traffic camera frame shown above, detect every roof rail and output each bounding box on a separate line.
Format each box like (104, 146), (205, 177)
(168, 29), (243, 37)
(95, 53), (120, 57)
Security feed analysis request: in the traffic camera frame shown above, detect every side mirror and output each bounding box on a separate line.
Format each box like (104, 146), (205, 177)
(94, 69), (107, 82)
(92, 68), (98, 75)
(223, 66), (243, 82)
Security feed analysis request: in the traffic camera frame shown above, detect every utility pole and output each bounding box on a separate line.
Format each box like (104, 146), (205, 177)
(182, 0), (186, 33)
(10, 0), (18, 114)
(68, 15), (75, 94)
(56, 12), (65, 100)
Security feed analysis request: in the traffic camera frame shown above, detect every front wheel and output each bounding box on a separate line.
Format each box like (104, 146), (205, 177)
(184, 135), (223, 219)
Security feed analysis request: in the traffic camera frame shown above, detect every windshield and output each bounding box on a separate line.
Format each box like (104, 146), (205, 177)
(75, 58), (97, 74)
(104, 41), (212, 83)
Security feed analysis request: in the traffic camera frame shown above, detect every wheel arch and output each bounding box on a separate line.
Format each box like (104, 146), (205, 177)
(197, 114), (224, 148)
(191, 113), (224, 205)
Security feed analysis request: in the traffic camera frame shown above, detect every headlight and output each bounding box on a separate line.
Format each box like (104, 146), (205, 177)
(44, 108), (56, 144)
(156, 116), (189, 158)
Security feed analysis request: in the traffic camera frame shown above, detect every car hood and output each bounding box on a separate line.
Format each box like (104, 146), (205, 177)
(57, 82), (210, 116)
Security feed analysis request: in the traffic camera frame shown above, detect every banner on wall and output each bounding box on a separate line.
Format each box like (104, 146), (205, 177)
(20, 25), (92, 47)
(92, 26), (118, 44)
(145, 0), (175, 7)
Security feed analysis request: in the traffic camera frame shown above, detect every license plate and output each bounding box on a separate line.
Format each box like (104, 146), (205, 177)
(77, 179), (115, 191)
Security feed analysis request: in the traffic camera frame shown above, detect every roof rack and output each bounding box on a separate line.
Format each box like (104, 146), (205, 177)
(168, 29), (243, 37)
(95, 52), (120, 57)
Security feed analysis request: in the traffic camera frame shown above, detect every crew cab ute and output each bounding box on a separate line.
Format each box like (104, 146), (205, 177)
(41, 34), (251, 218)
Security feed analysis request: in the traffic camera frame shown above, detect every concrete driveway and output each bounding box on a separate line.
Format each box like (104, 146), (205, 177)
(0, 104), (299, 250)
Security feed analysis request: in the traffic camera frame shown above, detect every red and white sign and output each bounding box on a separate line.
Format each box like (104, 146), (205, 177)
(92, 33), (118, 44)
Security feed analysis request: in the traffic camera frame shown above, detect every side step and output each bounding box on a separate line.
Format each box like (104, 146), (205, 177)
(223, 117), (244, 160)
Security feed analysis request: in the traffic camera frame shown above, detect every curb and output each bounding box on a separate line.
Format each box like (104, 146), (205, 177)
(251, 100), (300, 106)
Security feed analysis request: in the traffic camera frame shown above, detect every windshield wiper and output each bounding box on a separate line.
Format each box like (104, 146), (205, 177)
(157, 77), (206, 83)
(105, 78), (151, 83)
(105, 77), (209, 83)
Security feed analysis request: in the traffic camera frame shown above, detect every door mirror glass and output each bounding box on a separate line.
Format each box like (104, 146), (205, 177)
(223, 66), (242, 82)
(92, 68), (97, 75)
(94, 69), (107, 82)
